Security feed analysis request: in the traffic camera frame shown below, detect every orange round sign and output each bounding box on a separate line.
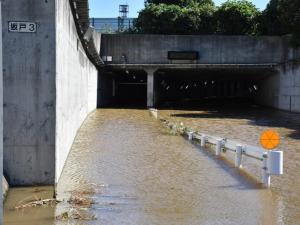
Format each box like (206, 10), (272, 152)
(260, 129), (280, 150)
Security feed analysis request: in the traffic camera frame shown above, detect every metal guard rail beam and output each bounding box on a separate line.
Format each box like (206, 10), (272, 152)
(153, 112), (284, 189)
(188, 131), (283, 188)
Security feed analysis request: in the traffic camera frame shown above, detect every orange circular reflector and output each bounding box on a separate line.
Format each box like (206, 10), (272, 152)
(260, 129), (280, 150)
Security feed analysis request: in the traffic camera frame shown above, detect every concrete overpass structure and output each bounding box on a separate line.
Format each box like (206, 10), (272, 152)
(100, 34), (300, 111)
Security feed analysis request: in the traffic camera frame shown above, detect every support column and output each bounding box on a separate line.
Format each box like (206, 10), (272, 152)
(146, 68), (157, 108)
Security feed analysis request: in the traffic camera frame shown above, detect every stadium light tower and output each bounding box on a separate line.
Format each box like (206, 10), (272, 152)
(119, 4), (129, 18)
(118, 4), (129, 32)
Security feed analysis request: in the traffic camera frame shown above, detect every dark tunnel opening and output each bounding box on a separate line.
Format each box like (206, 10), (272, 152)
(155, 68), (272, 109)
(98, 69), (147, 108)
(97, 67), (275, 109)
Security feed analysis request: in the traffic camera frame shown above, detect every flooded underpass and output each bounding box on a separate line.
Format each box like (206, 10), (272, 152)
(4, 106), (300, 225)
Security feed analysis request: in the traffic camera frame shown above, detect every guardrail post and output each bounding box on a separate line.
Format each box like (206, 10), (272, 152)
(216, 139), (222, 156)
(262, 153), (270, 188)
(188, 132), (194, 141)
(235, 145), (243, 168)
(200, 136), (206, 147)
(150, 108), (158, 119)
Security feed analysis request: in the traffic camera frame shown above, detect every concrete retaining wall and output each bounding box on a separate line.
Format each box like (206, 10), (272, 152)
(101, 34), (295, 64)
(2, 0), (56, 185)
(256, 63), (300, 113)
(55, 0), (98, 182)
(278, 64), (300, 112)
(2, 0), (98, 185)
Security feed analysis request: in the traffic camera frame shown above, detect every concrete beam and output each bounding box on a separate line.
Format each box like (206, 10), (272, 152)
(106, 63), (278, 71)
(101, 34), (297, 64)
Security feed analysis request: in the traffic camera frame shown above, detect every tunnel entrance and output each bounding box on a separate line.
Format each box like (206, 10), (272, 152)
(155, 68), (274, 108)
(98, 69), (147, 107)
(116, 70), (147, 106)
(98, 67), (276, 109)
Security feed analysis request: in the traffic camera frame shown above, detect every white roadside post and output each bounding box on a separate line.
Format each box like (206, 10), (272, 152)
(149, 108), (158, 119)
(200, 135), (206, 147)
(216, 139), (222, 156)
(267, 150), (283, 183)
(267, 151), (283, 175)
(188, 132), (194, 141)
(235, 145), (243, 168)
(262, 150), (283, 188)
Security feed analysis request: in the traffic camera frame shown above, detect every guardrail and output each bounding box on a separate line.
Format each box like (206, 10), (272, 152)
(150, 109), (284, 188)
(187, 131), (283, 188)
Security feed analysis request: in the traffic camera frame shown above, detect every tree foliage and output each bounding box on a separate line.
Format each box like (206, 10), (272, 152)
(145, 0), (214, 7)
(134, 3), (216, 34)
(215, 0), (260, 35)
(132, 0), (300, 46)
(258, 0), (285, 35)
(259, 0), (300, 45)
(135, 0), (261, 35)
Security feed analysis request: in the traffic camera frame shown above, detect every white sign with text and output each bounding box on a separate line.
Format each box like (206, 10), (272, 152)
(8, 21), (37, 33)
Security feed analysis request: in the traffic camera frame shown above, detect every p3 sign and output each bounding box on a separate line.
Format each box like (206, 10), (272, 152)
(8, 21), (37, 33)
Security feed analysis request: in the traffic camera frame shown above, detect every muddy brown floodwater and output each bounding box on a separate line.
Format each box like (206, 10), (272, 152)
(4, 107), (300, 225)
(160, 102), (300, 225)
(4, 186), (55, 225)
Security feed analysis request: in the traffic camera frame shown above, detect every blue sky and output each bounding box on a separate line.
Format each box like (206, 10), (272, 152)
(89, 0), (270, 18)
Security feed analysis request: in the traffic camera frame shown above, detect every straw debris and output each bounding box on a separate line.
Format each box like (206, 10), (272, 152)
(56, 209), (96, 221)
(15, 197), (60, 209)
(68, 190), (95, 207)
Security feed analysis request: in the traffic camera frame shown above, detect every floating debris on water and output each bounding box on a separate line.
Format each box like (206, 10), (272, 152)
(68, 194), (95, 208)
(56, 208), (96, 221)
(15, 197), (60, 210)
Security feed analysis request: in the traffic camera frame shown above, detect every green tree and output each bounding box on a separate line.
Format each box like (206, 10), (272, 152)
(134, 3), (216, 34)
(134, 4), (182, 34)
(215, 0), (260, 35)
(146, 0), (214, 7)
(259, 0), (287, 35)
(277, 0), (300, 45)
(146, 0), (185, 6)
(259, 0), (300, 45)
(178, 3), (216, 34)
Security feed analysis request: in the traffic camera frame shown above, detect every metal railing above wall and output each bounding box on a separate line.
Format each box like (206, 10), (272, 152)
(69, 0), (104, 67)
